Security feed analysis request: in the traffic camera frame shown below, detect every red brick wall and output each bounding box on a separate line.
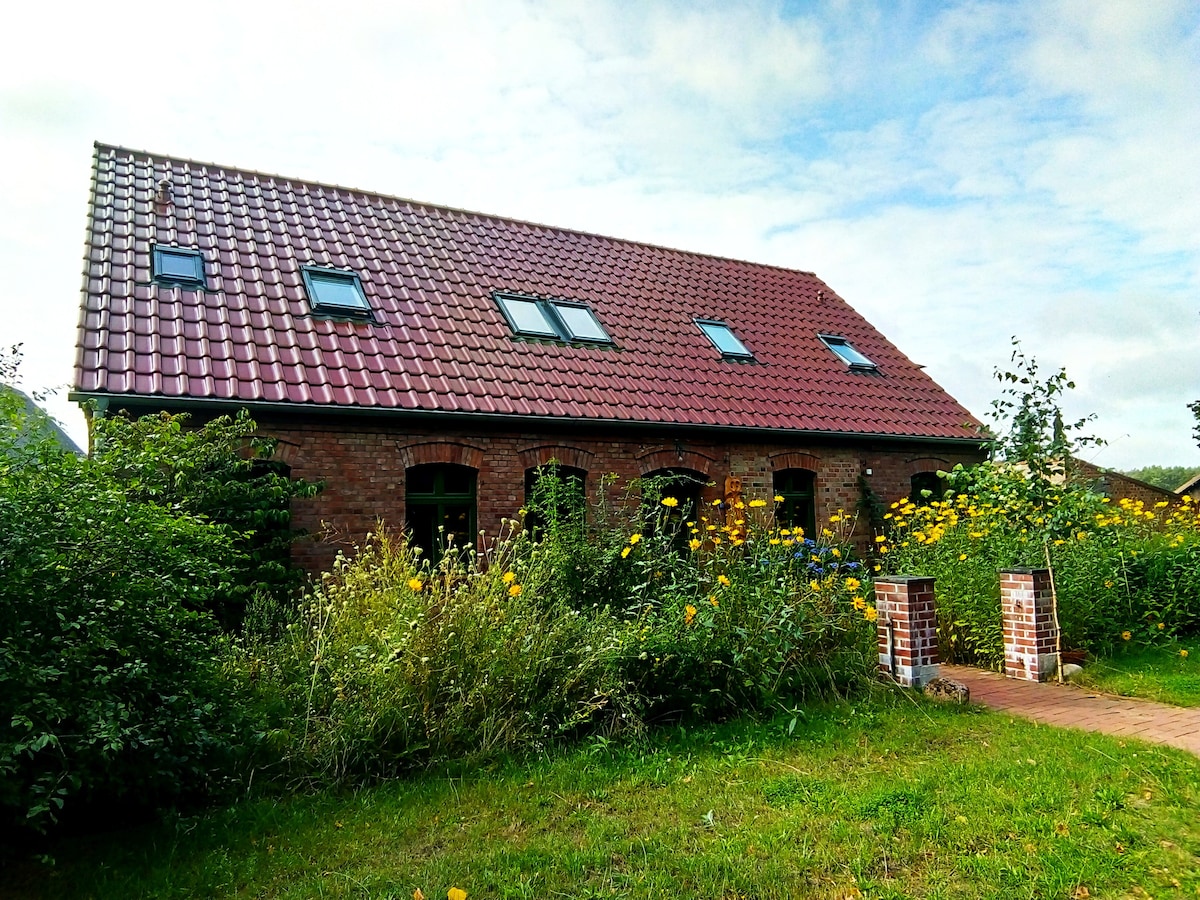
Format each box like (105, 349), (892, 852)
(260, 415), (984, 573)
(1069, 458), (1183, 507)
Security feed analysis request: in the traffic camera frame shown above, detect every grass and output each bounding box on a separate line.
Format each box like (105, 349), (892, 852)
(4, 694), (1199, 900)
(1076, 639), (1200, 707)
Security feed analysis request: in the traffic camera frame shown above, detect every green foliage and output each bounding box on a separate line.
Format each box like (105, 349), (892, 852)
(234, 474), (877, 785)
(879, 347), (1200, 666)
(92, 410), (319, 627)
(0, 393), (256, 836)
(1120, 465), (1198, 492)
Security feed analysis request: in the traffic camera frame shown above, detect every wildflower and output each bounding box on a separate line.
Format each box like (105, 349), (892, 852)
(407, 578), (424, 592)
(1157, 622), (1165, 630)
(769, 538), (780, 545)
(735, 500), (745, 509)
(621, 546), (632, 559)
(629, 533), (642, 544)
(874, 535), (886, 543)
(413, 890), (425, 900)
(502, 571), (516, 583)
(1182, 650), (1190, 658)
(853, 596), (866, 610)
(1121, 631), (1132, 641)
(1104, 580), (1114, 589)
(448, 890), (468, 900)
(774, 494), (784, 502)
(689, 538), (702, 551)
(958, 553), (967, 561)
(844, 577), (861, 592)
(829, 515), (841, 524)
(749, 498), (767, 508)
(709, 597), (719, 607)
(661, 496), (679, 508)
(717, 574), (731, 587)
(831, 548), (841, 558)
(864, 606), (878, 622)
(684, 605), (697, 625)
(508, 584), (523, 597)
(712, 498), (722, 506)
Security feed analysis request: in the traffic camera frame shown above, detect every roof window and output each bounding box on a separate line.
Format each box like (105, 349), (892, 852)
(696, 319), (754, 359)
(153, 245), (206, 288)
(495, 293), (612, 344)
(302, 266), (371, 317)
(820, 335), (877, 370)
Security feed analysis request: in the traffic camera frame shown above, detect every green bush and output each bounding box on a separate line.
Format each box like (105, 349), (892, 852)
(0, 403), (253, 835)
(239, 475), (878, 785)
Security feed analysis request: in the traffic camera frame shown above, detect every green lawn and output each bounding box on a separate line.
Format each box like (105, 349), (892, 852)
(1076, 640), (1200, 707)
(4, 695), (1198, 900)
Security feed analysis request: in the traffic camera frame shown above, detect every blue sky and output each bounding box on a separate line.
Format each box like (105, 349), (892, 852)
(2, 0), (1198, 472)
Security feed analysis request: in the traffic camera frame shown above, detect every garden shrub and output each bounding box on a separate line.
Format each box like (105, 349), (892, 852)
(237, 476), (879, 784)
(0, 399), (256, 836)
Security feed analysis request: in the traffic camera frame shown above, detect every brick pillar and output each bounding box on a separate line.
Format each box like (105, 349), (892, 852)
(874, 576), (939, 687)
(1000, 568), (1059, 681)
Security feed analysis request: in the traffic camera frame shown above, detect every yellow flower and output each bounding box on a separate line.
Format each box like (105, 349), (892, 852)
(629, 533), (642, 544)
(874, 535), (886, 543)
(508, 584), (523, 597)
(684, 604), (697, 625)
(774, 495), (784, 502)
(958, 553), (967, 561)
(852, 596), (866, 610)
(407, 578), (424, 592)
(414, 890), (425, 900)
(688, 538), (702, 551)
(864, 606), (878, 622)
(621, 546), (632, 559)
(661, 496), (679, 508)
(831, 548), (841, 558)
(448, 889), (468, 900)
(749, 498), (767, 508)
(1157, 622), (1165, 630)
(1182, 649), (1189, 658)
(844, 577), (861, 592)
(1121, 631), (1132, 641)
(709, 597), (719, 607)
(717, 574), (731, 587)
(502, 571), (516, 583)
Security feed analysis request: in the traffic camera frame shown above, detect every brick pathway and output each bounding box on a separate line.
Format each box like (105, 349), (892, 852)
(941, 664), (1200, 757)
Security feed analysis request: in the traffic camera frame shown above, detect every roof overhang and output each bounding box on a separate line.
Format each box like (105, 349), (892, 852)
(69, 390), (992, 451)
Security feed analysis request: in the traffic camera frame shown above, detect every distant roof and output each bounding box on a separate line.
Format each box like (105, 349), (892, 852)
(1, 384), (84, 455)
(73, 143), (983, 443)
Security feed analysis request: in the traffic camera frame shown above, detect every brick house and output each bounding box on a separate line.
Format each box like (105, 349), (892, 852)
(71, 144), (987, 572)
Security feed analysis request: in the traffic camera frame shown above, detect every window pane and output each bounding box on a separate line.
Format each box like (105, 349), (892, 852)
(440, 466), (475, 496)
(498, 296), (559, 336)
(553, 303), (610, 342)
(157, 249), (203, 280)
(824, 337), (875, 368)
(310, 272), (368, 310)
(406, 465), (438, 495)
(698, 321), (752, 357)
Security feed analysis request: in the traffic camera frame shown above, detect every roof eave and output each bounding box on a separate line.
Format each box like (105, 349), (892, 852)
(68, 390), (991, 449)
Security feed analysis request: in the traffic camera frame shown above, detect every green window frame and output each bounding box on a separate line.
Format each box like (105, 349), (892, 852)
(406, 464), (477, 561)
(773, 468), (816, 539)
(153, 245), (207, 288)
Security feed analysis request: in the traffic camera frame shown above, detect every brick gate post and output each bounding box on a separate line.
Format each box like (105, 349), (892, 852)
(1000, 568), (1059, 681)
(874, 576), (939, 687)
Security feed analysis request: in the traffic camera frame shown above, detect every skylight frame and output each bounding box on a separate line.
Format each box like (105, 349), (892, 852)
(695, 318), (754, 360)
(819, 334), (878, 371)
(152, 245), (207, 289)
(494, 292), (613, 345)
(301, 265), (373, 318)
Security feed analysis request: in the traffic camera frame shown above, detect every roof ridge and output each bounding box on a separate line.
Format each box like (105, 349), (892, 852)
(92, 141), (822, 281)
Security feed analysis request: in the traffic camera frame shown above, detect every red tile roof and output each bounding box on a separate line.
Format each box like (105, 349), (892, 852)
(74, 143), (983, 442)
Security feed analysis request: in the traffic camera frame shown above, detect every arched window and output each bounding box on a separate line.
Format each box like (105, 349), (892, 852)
(406, 463), (477, 561)
(910, 471), (944, 505)
(642, 467), (706, 547)
(524, 464), (587, 539)
(773, 468), (816, 539)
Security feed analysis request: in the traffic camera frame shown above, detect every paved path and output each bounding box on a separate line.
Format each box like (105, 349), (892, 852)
(941, 664), (1200, 757)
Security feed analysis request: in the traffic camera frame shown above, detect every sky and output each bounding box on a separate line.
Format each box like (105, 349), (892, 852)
(2, 0), (1198, 472)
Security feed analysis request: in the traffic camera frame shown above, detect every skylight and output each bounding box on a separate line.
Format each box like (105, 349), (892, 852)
(152, 245), (206, 288)
(495, 293), (612, 344)
(302, 267), (371, 316)
(820, 335), (877, 370)
(696, 319), (753, 359)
